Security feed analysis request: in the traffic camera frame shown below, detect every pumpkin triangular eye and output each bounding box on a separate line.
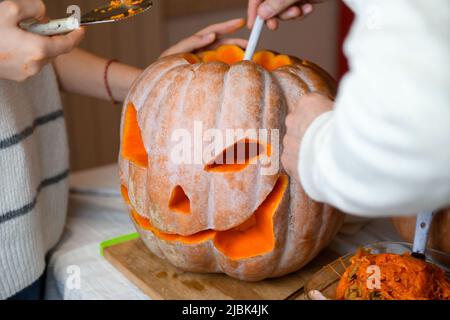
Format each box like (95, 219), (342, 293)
(169, 186), (191, 214)
(121, 103), (148, 167)
(204, 139), (265, 173)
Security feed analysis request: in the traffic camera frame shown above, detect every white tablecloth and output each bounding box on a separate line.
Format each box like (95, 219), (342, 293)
(44, 164), (402, 300)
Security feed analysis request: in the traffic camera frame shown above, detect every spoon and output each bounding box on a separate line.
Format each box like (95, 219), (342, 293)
(411, 211), (436, 259)
(22, 0), (153, 36)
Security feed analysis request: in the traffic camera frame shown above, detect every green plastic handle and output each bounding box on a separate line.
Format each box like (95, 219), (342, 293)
(100, 232), (140, 256)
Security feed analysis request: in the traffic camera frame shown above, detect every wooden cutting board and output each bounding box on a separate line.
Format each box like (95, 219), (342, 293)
(103, 237), (339, 300)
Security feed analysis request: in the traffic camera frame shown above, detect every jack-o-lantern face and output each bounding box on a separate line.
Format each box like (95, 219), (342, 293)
(119, 45), (344, 281)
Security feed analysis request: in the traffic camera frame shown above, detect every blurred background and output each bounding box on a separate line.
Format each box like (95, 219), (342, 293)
(45, 0), (352, 171)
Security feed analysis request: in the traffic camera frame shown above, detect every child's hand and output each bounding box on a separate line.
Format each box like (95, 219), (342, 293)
(0, 0), (85, 82)
(160, 18), (248, 57)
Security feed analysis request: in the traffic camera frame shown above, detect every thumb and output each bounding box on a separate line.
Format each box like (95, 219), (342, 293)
(3, 0), (46, 25)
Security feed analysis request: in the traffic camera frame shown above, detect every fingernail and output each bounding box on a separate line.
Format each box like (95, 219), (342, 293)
(302, 4), (313, 15)
(236, 18), (246, 28)
(203, 33), (215, 41)
(259, 3), (274, 18)
(267, 19), (278, 31)
(285, 10), (297, 19)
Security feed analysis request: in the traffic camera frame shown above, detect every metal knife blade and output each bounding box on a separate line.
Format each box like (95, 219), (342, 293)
(23, 0), (153, 36)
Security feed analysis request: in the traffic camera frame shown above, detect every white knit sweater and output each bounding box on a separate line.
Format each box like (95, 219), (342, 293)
(299, 0), (450, 216)
(0, 64), (69, 299)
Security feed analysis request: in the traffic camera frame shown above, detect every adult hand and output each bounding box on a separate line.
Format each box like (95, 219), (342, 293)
(160, 18), (248, 57)
(248, 0), (316, 30)
(282, 93), (333, 182)
(0, 0), (85, 82)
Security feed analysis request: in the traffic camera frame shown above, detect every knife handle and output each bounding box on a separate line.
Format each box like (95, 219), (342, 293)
(21, 17), (80, 36)
(244, 16), (264, 61)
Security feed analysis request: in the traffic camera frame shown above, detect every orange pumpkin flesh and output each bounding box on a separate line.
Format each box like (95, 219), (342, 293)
(168, 186), (191, 214)
(252, 51), (292, 72)
(120, 184), (131, 204)
(121, 103), (148, 167)
(198, 45), (292, 71)
(119, 45), (343, 280)
(213, 175), (288, 260)
(124, 173), (288, 260)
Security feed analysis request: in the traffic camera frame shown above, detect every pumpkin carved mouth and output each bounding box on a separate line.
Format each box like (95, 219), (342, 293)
(121, 174), (288, 260)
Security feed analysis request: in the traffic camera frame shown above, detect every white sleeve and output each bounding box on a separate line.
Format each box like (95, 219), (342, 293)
(298, 0), (450, 217)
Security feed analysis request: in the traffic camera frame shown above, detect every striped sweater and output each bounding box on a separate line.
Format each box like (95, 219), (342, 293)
(0, 64), (69, 299)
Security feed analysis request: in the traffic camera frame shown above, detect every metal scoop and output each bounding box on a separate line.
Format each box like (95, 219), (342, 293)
(23, 0), (153, 36)
(411, 211), (436, 259)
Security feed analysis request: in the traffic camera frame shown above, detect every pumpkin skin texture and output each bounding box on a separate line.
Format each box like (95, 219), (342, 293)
(119, 45), (344, 281)
(392, 209), (450, 254)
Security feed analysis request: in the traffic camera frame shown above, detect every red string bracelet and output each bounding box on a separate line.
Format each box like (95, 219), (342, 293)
(104, 59), (118, 105)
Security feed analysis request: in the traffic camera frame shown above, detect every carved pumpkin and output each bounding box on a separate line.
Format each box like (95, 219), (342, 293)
(119, 45), (344, 281)
(392, 209), (450, 254)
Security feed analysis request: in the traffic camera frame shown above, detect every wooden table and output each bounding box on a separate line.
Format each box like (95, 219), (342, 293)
(103, 237), (340, 300)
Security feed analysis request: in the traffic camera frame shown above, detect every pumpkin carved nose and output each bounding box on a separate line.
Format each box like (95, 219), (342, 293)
(204, 139), (266, 173)
(168, 185), (191, 214)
